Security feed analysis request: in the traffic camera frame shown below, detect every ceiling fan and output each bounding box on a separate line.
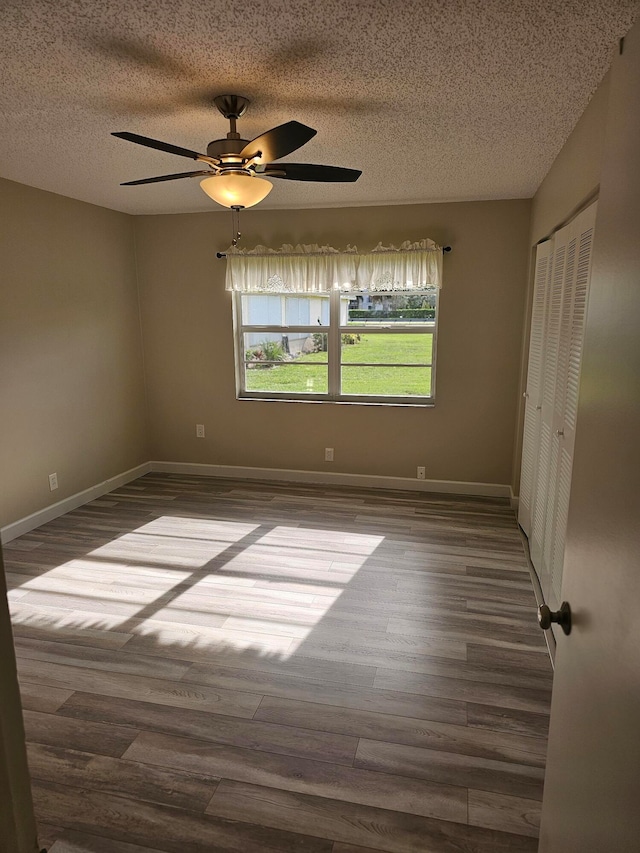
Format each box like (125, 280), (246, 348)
(113, 94), (362, 209)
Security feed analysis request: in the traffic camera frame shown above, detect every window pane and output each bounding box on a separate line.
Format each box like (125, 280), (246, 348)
(347, 291), (436, 325)
(285, 295), (329, 326)
(241, 294), (283, 325)
(244, 333), (327, 362)
(341, 366), (432, 397)
(340, 333), (432, 364)
(235, 290), (437, 404)
(245, 363), (328, 394)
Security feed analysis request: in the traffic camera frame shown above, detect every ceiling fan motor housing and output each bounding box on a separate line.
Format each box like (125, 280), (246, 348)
(206, 137), (250, 159)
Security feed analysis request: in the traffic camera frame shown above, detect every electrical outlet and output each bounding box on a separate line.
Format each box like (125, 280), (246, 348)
(196, 424), (205, 438)
(48, 472), (58, 491)
(325, 447), (334, 462)
(416, 466), (426, 480)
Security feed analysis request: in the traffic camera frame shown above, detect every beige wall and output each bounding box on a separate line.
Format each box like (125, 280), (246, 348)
(511, 70), (612, 494)
(134, 199), (531, 487)
(0, 178), (148, 527)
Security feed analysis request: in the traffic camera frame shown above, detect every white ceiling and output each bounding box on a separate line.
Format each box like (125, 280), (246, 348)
(0, 0), (637, 215)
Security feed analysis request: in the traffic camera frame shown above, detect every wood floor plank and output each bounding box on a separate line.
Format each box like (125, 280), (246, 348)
(129, 616), (296, 654)
(6, 587), (29, 599)
(182, 662), (468, 724)
(14, 636), (192, 681)
(57, 692), (359, 766)
(19, 680), (74, 713)
(343, 649), (551, 688)
(467, 703), (551, 739)
(331, 558), (468, 577)
(289, 645), (469, 676)
(468, 789), (542, 838)
(27, 742), (220, 811)
(387, 613), (544, 652)
(23, 709), (138, 757)
(36, 822), (65, 850)
(373, 667), (552, 714)
(465, 599), (537, 620)
(122, 637), (378, 685)
(295, 628), (468, 664)
(254, 696), (548, 766)
(205, 779), (539, 853)
(354, 738), (545, 800)
(17, 657), (264, 718)
(50, 829), (167, 853)
(9, 602), (133, 649)
(339, 583), (536, 609)
(467, 643), (552, 673)
(466, 565), (531, 581)
(122, 730), (468, 822)
(32, 780), (331, 853)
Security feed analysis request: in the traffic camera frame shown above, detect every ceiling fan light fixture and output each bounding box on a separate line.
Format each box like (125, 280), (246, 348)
(200, 172), (272, 208)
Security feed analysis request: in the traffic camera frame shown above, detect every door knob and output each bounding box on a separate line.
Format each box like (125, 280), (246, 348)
(538, 602), (572, 635)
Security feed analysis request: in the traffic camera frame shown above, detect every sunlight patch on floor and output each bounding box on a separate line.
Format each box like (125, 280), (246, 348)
(8, 516), (383, 661)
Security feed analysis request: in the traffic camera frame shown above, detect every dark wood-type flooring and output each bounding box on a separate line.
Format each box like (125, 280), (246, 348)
(4, 473), (552, 852)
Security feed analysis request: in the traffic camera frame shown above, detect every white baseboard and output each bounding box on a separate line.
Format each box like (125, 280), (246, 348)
(510, 490), (519, 511)
(150, 460), (512, 499)
(0, 462), (151, 544)
(1, 460), (512, 546)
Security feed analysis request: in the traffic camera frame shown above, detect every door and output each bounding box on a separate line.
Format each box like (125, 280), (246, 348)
(539, 21), (640, 852)
(518, 239), (552, 536)
(546, 207), (597, 613)
(522, 203), (597, 614)
(529, 226), (566, 575)
(0, 545), (39, 853)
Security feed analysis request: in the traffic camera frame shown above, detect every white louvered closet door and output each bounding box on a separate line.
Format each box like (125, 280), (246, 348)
(520, 201), (598, 610)
(547, 202), (598, 610)
(518, 239), (552, 536)
(530, 222), (569, 586)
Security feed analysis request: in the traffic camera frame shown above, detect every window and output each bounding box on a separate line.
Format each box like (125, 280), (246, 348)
(234, 287), (437, 404)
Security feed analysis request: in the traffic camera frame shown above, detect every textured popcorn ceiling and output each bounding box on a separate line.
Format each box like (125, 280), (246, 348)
(0, 0), (637, 214)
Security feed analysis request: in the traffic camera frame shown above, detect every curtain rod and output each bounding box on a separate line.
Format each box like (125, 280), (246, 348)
(216, 245), (452, 259)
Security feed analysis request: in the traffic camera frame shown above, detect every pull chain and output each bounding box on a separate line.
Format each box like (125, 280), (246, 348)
(231, 205), (242, 248)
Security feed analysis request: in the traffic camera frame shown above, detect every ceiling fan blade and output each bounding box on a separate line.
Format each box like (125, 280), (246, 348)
(112, 132), (214, 164)
(240, 121), (317, 163)
(121, 170), (212, 186)
(263, 163), (362, 182)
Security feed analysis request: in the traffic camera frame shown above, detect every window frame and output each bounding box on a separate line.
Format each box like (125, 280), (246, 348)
(233, 288), (438, 406)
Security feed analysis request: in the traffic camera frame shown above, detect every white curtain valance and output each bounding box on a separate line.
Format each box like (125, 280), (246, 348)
(224, 239), (442, 293)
